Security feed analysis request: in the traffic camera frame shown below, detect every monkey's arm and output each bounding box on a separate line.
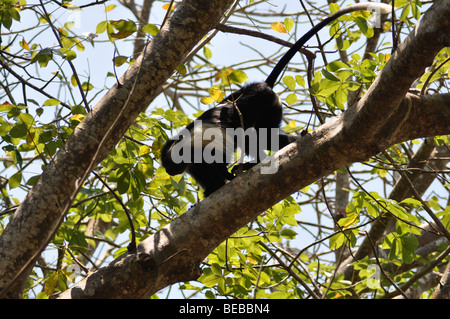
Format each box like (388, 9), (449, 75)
(231, 132), (296, 176)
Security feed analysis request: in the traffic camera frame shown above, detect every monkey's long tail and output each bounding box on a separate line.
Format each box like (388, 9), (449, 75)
(265, 2), (392, 88)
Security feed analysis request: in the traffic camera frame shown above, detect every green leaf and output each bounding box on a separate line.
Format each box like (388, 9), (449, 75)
(9, 123), (27, 138)
(211, 263), (222, 276)
(113, 56), (128, 67)
(27, 175), (41, 186)
(117, 170), (131, 194)
(284, 18), (294, 32)
(329, 2), (340, 14)
(177, 63), (187, 76)
(427, 196), (441, 211)
(285, 93), (297, 105)
(400, 234), (418, 264)
(354, 17), (373, 38)
(113, 155), (132, 165)
(199, 268), (221, 288)
(44, 272), (59, 295)
(330, 230), (357, 249)
(400, 198), (423, 207)
(400, 4), (411, 22)
(9, 171), (22, 189)
(327, 61), (349, 72)
(203, 46), (212, 60)
(18, 113), (35, 126)
(338, 39), (351, 51)
(334, 86), (347, 110)
(171, 176), (186, 196)
(295, 75), (305, 87)
(75, 40), (85, 52)
(60, 36), (75, 49)
(64, 21), (75, 29)
(110, 19), (136, 39)
(281, 228), (297, 239)
(105, 4), (116, 12)
(201, 96), (215, 105)
(43, 98), (60, 106)
(139, 145), (151, 157)
(1, 14), (13, 30)
(228, 70), (248, 83)
(383, 232), (418, 264)
(96, 20), (109, 34)
(31, 48), (53, 67)
(71, 105), (86, 115)
(411, 1), (421, 20)
(322, 69), (340, 82)
(61, 48), (77, 61)
(142, 24), (159, 36)
(317, 79), (340, 97)
(12, 149), (22, 167)
(282, 75), (296, 91)
(81, 82), (93, 91)
(9, 7), (20, 21)
(330, 232), (345, 250)
(328, 20), (341, 38)
(0, 3), (20, 30)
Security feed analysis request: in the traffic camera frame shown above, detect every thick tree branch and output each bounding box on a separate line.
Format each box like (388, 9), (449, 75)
(432, 259), (450, 299)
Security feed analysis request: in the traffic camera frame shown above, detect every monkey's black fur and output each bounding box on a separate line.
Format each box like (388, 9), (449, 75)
(161, 82), (295, 197)
(161, 3), (391, 197)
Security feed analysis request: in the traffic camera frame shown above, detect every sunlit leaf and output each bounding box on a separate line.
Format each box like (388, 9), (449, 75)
(105, 4), (116, 12)
(162, 3), (175, 11)
(286, 93), (297, 105)
(43, 99), (60, 106)
(284, 18), (294, 32)
(96, 20), (108, 34)
(142, 24), (159, 36)
(9, 171), (22, 189)
(210, 87), (225, 102)
(228, 70), (248, 83)
(114, 55), (128, 67)
(201, 97), (215, 105)
(270, 22), (287, 33)
(283, 75), (296, 91)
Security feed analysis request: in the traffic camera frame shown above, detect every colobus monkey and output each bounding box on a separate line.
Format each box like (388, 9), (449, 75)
(161, 2), (391, 197)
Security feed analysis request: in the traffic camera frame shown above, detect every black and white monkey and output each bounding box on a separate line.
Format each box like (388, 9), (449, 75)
(161, 2), (391, 197)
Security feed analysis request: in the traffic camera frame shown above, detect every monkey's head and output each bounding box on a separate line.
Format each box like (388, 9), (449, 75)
(226, 82), (279, 106)
(223, 82), (282, 127)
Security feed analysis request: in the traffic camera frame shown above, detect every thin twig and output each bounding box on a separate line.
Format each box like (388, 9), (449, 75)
(259, 240), (322, 299)
(365, 231), (408, 299)
(92, 171), (137, 253)
(383, 151), (450, 242)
